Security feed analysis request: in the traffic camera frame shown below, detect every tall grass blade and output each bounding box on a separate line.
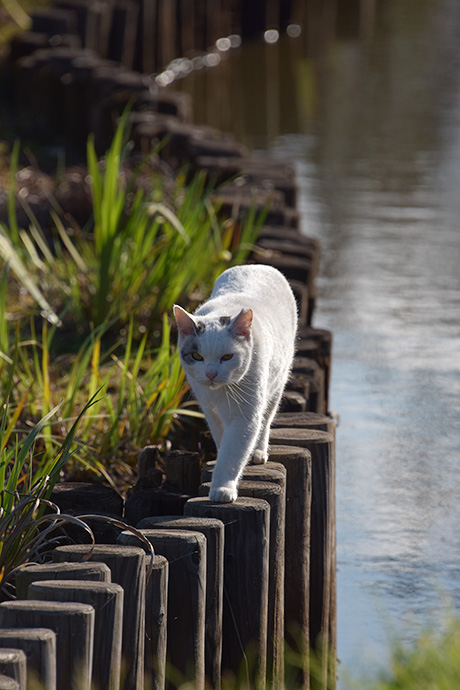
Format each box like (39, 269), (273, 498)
(0, 225), (61, 326)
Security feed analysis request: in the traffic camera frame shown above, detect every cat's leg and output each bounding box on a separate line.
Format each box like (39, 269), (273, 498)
(204, 407), (224, 450)
(250, 389), (284, 465)
(209, 417), (261, 502)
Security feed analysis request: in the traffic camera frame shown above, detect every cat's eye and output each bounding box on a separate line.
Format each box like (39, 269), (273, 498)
(191, 352), (204, 361)
(221, 354), (233, 361)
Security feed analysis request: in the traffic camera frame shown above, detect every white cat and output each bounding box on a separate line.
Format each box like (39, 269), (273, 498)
(173, 264), (297, 503)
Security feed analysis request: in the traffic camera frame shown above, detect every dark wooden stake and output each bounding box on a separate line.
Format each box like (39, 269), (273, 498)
(52, 544), (146, 690)
(269, 429), (336, 690)
(143, 555), (169, 690)
(0, 649), (26, 690)
(184, 497), (270, 690)
(0, 629), (56, 690)
(165, 451), (202, 496)
(266, 445), (312, 689)
(27, 580), (124, 690)
(15, 561), (111, 599)
(117, 529), (206, 690)
(0, 675), (19, 690)
(137, 516), (224, 690)
(200, 478), (285, 690)
(0, 600), (94, 690)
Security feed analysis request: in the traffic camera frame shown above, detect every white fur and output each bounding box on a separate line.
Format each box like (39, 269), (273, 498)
(174, 264), (297, 502)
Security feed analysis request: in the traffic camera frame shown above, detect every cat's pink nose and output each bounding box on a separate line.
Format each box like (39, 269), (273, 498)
(206, 370), (217, 382)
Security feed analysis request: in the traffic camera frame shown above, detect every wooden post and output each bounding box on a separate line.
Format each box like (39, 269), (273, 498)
(137, 517), (224, 690)
(15, 562), (111, 599)
(0, 649), (26, 690)
(143, 555), (169, 690)
(273, 411), (336, 437)
(50, 482), (123, 516)
(52, 544), (146, 690)
(292, 357), (326, 415)
(0, 601), (94, 690)
(0, 676), (19, 690)
(165, 451), (202, 496)
(297, 326), (333, 412)
(272, 409), (337, 675)
(118, 529), (206, 690)
(269, 429), (336, 689)
(0, 629), (56, 690)
(28, 580), (124, 690)
(199, 479), (285, 690)
(200, 460), (286, 488)
(184, 497), (270, 689)
(266, 445), (312, 688)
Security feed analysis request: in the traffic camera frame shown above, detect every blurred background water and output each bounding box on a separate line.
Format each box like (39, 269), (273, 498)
(172, 0), (460, 683)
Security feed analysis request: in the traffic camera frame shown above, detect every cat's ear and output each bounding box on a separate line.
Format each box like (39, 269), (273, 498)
(173, 305), (196, 336)
(230, 308), (253, 339)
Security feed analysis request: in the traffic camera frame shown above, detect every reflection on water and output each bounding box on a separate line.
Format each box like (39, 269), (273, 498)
(172, 0), (460, 683)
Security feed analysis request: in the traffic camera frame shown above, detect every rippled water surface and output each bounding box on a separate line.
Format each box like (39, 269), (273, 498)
(173, 0), (460, 682)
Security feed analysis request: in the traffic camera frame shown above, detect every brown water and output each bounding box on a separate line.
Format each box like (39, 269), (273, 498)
(171, 0), (460, 683)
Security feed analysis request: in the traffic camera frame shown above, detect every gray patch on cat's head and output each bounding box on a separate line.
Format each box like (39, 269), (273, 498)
(195, 321), (206, 334)
(219, 316), (230, 326)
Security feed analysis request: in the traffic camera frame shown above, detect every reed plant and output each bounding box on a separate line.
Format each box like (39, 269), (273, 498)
(0, 113), (261, 338)
(0, 394), (98, 597)
(0, 116), (261, 481)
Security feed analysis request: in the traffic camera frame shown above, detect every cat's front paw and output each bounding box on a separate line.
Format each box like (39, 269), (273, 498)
(251, 449), (268, 465)
(209, 481), (238, 503)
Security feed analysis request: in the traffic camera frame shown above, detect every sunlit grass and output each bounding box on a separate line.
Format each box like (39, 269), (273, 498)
(0, 116), (262, 486)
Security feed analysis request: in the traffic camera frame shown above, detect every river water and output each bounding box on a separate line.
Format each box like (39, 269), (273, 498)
(172, 0), (460, 684)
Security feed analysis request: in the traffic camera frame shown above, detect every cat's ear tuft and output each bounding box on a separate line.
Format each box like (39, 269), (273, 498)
(230, 308), (253, 339)
(173, 305), (196, 336)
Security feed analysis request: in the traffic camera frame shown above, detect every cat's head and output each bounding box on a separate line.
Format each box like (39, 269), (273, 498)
(173, 305), (253, 389)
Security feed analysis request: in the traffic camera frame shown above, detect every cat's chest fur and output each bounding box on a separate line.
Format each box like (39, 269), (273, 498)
(174, 264), (297, 502)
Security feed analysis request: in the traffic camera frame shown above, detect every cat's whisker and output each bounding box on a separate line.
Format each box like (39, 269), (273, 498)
(227, 383), (252, 408)
(226, 384), (251, 420)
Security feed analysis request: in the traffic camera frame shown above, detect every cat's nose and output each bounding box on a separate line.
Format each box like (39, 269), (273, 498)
(206, 370), (217, 382)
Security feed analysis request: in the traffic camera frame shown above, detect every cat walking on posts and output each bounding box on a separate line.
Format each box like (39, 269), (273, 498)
(174, 264), (297, 502)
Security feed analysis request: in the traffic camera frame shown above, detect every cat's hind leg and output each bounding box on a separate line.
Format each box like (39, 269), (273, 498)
(250, 389), (284, 465)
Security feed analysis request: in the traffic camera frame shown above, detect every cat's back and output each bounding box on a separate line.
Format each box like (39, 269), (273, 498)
(201, 264), (297, 330)
(211, 264), (293, 305)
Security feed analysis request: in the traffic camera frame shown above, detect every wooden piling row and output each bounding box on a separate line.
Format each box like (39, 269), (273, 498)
(0, 329), (335, 690)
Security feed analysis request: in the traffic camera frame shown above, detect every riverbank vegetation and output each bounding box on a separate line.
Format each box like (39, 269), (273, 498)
(0, 118), (260, 490)
(343, 616), (460, 690)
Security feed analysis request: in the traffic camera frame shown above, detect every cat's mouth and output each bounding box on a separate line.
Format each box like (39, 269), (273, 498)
(208, 380), (224, 389)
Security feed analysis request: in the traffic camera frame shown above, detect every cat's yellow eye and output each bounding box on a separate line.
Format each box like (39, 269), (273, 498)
(221, 354), (233, 361)
(191, 352), (204, 361)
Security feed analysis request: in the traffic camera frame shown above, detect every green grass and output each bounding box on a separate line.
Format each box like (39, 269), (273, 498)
(340, 616), (460, 690)
(0, 116), (262, 490)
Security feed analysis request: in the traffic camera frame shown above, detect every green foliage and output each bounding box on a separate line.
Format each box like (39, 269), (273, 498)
(357, 617), (460, 690)
(0, 396), (98, 595)
(0, 116), (261, 482)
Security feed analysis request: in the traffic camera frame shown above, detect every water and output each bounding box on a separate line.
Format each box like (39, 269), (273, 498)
(172, 0), (460, 683)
